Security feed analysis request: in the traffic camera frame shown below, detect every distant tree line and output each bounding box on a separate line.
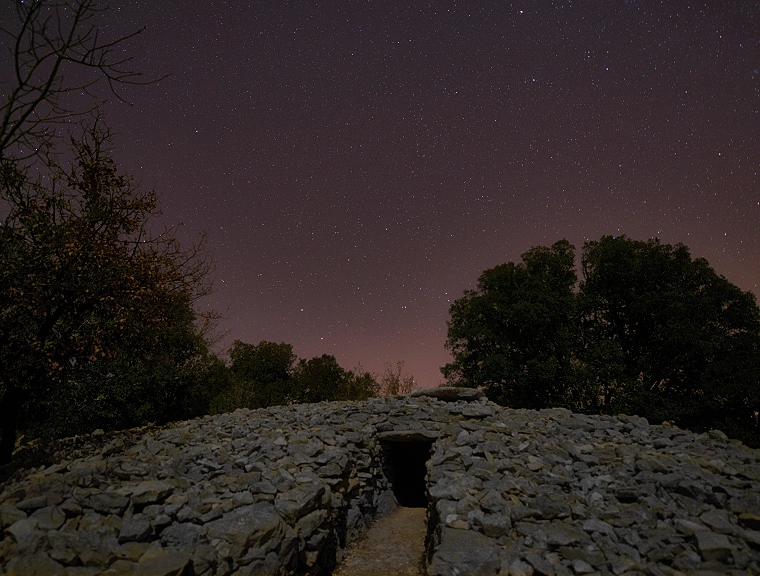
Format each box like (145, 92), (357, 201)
(443, 237), (760, 447)
(0, 113), (413, 461)
(212, 342), (417, 413)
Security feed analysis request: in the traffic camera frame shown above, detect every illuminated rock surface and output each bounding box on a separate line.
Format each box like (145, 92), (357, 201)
(1, 389), (759, 575)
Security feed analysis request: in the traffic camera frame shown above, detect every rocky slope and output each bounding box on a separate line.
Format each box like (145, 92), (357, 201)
(1, 389), (759, 575)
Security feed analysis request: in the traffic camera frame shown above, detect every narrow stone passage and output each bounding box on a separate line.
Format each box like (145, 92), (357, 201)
(333, 507), (427, 576)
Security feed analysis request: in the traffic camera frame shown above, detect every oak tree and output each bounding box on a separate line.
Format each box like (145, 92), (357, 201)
(0, 125), (212, 462)
(579, 236), (760, 440)
(442, 240), (577, 408)
(443, 235), (760, 445)
(227, 340), (297, 409)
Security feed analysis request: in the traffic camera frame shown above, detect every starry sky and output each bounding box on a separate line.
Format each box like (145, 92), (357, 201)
(81, 1), (758, 388)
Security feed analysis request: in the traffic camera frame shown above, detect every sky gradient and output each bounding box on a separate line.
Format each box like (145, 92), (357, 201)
(88, 0), (759, 388)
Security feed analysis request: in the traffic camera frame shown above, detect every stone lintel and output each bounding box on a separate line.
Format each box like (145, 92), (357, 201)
(377, 430), (440, 443)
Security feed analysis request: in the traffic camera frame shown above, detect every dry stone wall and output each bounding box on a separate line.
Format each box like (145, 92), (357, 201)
(1, 389), (759, 576)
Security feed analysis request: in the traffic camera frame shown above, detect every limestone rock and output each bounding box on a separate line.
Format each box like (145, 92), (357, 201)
(119, 516), (153, 543)
(29, 505), (65, 530)
(82, 491), (130, 515)
(739, 513), (760, 531)
(377, 430), (439, 442)
(1, 393), (759, 576)
(205, 503), (285, 559)
(135, 545), (191, 576)
(129, 481), (175, 507)
(5, 517), (45, 553)
(428, 528), (501, 576)
(160, 522), (205, 549)
(275, 483), (325, 523)
(695, 530), (736, 561)
(0, 506), (27, 530)
(410, 386), (485, 402)
(4, 554), (67, 576)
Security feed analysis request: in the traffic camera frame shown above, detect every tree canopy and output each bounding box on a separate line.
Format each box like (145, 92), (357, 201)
(291, 354), (376, 404)
(443, 236), (760, 446)
(215, 340), (381, 411)
(0, 0), (210, 464)
(579, 236), (760, 440)
(442, 240), (577, 408)
(0, 125), (213, 462)
(226, 340), (297, 409)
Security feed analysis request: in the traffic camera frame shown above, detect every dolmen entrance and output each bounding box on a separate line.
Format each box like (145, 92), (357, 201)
(1, 387), (760, 575)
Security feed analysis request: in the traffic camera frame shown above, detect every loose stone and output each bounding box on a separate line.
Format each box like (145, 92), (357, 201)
(0, 389), (758, 576)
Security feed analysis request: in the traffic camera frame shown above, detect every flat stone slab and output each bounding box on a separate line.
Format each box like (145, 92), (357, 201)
(409, 386), (485, 402)
(377, 430), (440, 442)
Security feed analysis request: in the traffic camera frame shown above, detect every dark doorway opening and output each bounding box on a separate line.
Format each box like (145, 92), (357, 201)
(380, 438), (434, 508)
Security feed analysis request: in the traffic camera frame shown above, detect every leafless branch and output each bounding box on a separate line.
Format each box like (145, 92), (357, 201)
(1, 0), (166, 160)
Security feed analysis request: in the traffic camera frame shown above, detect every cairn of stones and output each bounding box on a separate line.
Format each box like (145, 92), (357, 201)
(1, 388), (759, 575)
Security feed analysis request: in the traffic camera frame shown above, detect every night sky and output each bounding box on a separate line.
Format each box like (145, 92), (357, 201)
(87, 1), (758, 388)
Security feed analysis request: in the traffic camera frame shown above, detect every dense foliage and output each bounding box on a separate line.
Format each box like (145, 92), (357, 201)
(211, 340), (387, 412)
(0, 0), (208, 463)
(442, 240), (577, 408)
(443, 236), (760, 446)
(0, 127), (216, 461)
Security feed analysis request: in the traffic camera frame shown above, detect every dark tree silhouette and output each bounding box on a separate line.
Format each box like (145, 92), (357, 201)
(0, 125), (212, 463)
(579, 236), (760, 439)
(444, 236), (760, 445)
(0, 0), (163, 160)
(229, 340), (297, 408)
(443, 240), (578, 408)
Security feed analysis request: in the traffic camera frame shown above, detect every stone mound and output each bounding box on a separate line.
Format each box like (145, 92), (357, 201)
(1, 393), (759, 575)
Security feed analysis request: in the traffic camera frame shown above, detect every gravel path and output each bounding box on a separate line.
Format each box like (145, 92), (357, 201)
(333, 507), (427, 576)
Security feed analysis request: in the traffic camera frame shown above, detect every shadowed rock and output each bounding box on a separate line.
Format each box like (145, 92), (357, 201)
(0, 394), (759, 575)
(410, 386), (484, 402)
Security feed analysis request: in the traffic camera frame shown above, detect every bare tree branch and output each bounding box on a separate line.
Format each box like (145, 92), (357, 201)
(1, 0), (166, 160)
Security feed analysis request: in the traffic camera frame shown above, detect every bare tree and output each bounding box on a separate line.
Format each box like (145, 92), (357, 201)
(0, 0), (162, 159)
(379, 361), (417, 396)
